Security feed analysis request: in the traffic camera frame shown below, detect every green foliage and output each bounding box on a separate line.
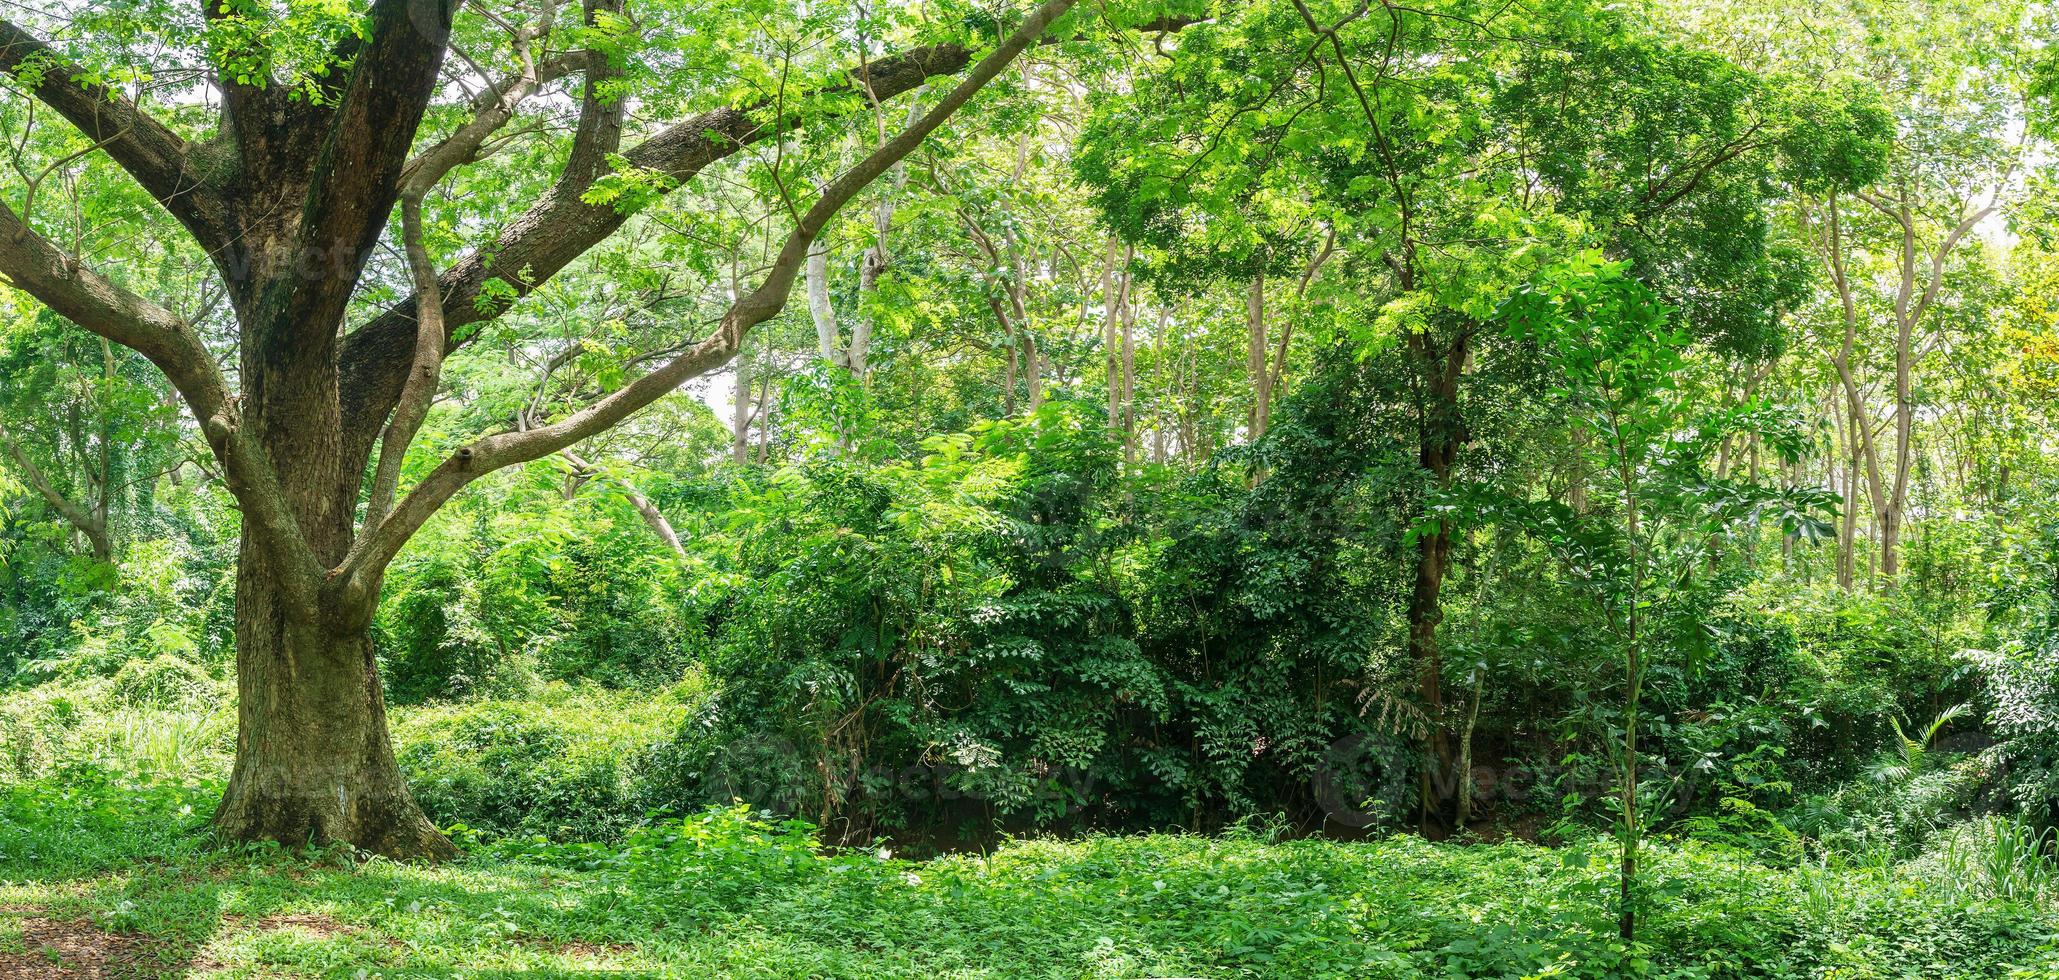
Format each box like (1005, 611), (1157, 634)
(391, 681), (713, 842)
(695, 401), (1182, 835)
(9, 779), (2059, 978)
(5, 0), (2059, 966)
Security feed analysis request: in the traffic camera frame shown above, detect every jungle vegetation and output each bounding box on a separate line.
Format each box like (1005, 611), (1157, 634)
(7, 0), (2059, 975)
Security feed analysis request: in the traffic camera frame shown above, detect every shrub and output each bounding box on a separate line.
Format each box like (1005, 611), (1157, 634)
(392, 679), (714, 841)
(109, 654), (219, 710)
(0, 669), (231, 783)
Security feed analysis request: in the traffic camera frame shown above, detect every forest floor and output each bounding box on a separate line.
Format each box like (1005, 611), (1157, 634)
(9, 774), (2059, 979)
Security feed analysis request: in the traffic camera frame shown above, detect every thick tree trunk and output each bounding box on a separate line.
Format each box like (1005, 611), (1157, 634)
(215, 545), (451, 859)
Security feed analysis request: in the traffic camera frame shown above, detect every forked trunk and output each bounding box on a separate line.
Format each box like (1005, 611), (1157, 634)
(213, 540), (453, 860)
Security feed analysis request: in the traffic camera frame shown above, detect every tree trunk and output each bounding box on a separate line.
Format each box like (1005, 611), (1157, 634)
(1025, 330), (1043, 412)
(1103, 237), (1124, 443)
(1406, 327), (1467, 825)
(1884, 320), (1910, 582)
(1247, 273), (1269, 439)
(1121, 285), (1138, 464)
(1453, 667), (1483, 830)
(215, 548), (452, 859)
(732, 340), (754, 464)
(1853, 391), (1869, 588)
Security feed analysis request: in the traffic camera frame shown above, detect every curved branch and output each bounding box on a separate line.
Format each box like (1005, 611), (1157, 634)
(336, 0), (1083, 599)
(0, 421), (109, 558)
(0, 199), (323, 618)
(401, 51), (580, 197)
(336, 11), (1202, 445)
(362, 194), (447, 528)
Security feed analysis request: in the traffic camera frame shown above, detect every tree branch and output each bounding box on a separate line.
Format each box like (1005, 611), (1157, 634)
(400, 48), (577, 197)
(561, 448), (686, 558)
(257, 0), (460, 341)
(335, 11), (1201, 447)
(0, 17), (231, 250)
(1912, 204), (1994, 327)
(559, 0), (628, 191)
(0, 198), (324, 617)
(0, 420), (109, 557)
(361, 193), (447, 529)
(335, 0), (1082, 600)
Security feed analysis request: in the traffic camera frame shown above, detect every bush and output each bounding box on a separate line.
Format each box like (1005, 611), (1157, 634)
(392, 679), (715, 841)
(0, 668), (231, 782)
(109, 654), (219, 709)
(0, 681), (94, 780)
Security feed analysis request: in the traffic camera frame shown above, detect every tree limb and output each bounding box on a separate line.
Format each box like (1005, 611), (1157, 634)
(0, 420), (109, 558)
(335, 0), (1082, 600)
(361, 193), (448, 529)
(256, 0), (461, 343)
(559, 0), (628, 191)
(0, 198), (323, 616)
(335, 11), (1202, 446)
(0, 17), (231, 250)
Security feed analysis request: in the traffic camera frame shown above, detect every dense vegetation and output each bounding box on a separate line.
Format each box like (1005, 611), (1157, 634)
(8, 0), (2059, 974)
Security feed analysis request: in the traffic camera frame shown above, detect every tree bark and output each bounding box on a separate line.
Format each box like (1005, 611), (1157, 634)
(1406, 327), (1467, 825)
(215, 551), (452, 859)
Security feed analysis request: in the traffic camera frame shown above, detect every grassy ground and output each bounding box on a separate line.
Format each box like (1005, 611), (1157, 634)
(7, 771), (2059, 979)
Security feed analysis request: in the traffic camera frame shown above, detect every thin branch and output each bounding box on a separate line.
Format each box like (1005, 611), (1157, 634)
(0, 17), (229, 249)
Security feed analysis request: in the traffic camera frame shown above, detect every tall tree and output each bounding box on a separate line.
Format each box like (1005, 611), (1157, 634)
(1077, 0), (1858, 823)
(0, 0), (1184, 858)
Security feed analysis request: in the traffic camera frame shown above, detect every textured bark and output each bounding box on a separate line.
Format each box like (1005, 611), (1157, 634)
(215, 553), (452, 859)
(0, 0), (1088, 862)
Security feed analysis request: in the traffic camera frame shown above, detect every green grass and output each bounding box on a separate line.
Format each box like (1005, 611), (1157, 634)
(7, 770), (2059, 979)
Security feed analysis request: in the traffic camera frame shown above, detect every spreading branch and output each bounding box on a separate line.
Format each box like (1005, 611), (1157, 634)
(0, 17), (231, 250)
(335, 0), (1083, 604)
(253, 0), (461, 342)
(336, 11), (1202, 444)
(0, 199), (323, 616)
(0, 420), (109, 558)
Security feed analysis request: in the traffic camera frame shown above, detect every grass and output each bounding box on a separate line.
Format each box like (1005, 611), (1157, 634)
(8, 770), (2059, 978)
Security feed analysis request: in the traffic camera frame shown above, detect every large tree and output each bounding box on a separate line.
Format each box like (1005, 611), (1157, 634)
(1074, 0), (1871, 826)
(0, 0), (1185, 858)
